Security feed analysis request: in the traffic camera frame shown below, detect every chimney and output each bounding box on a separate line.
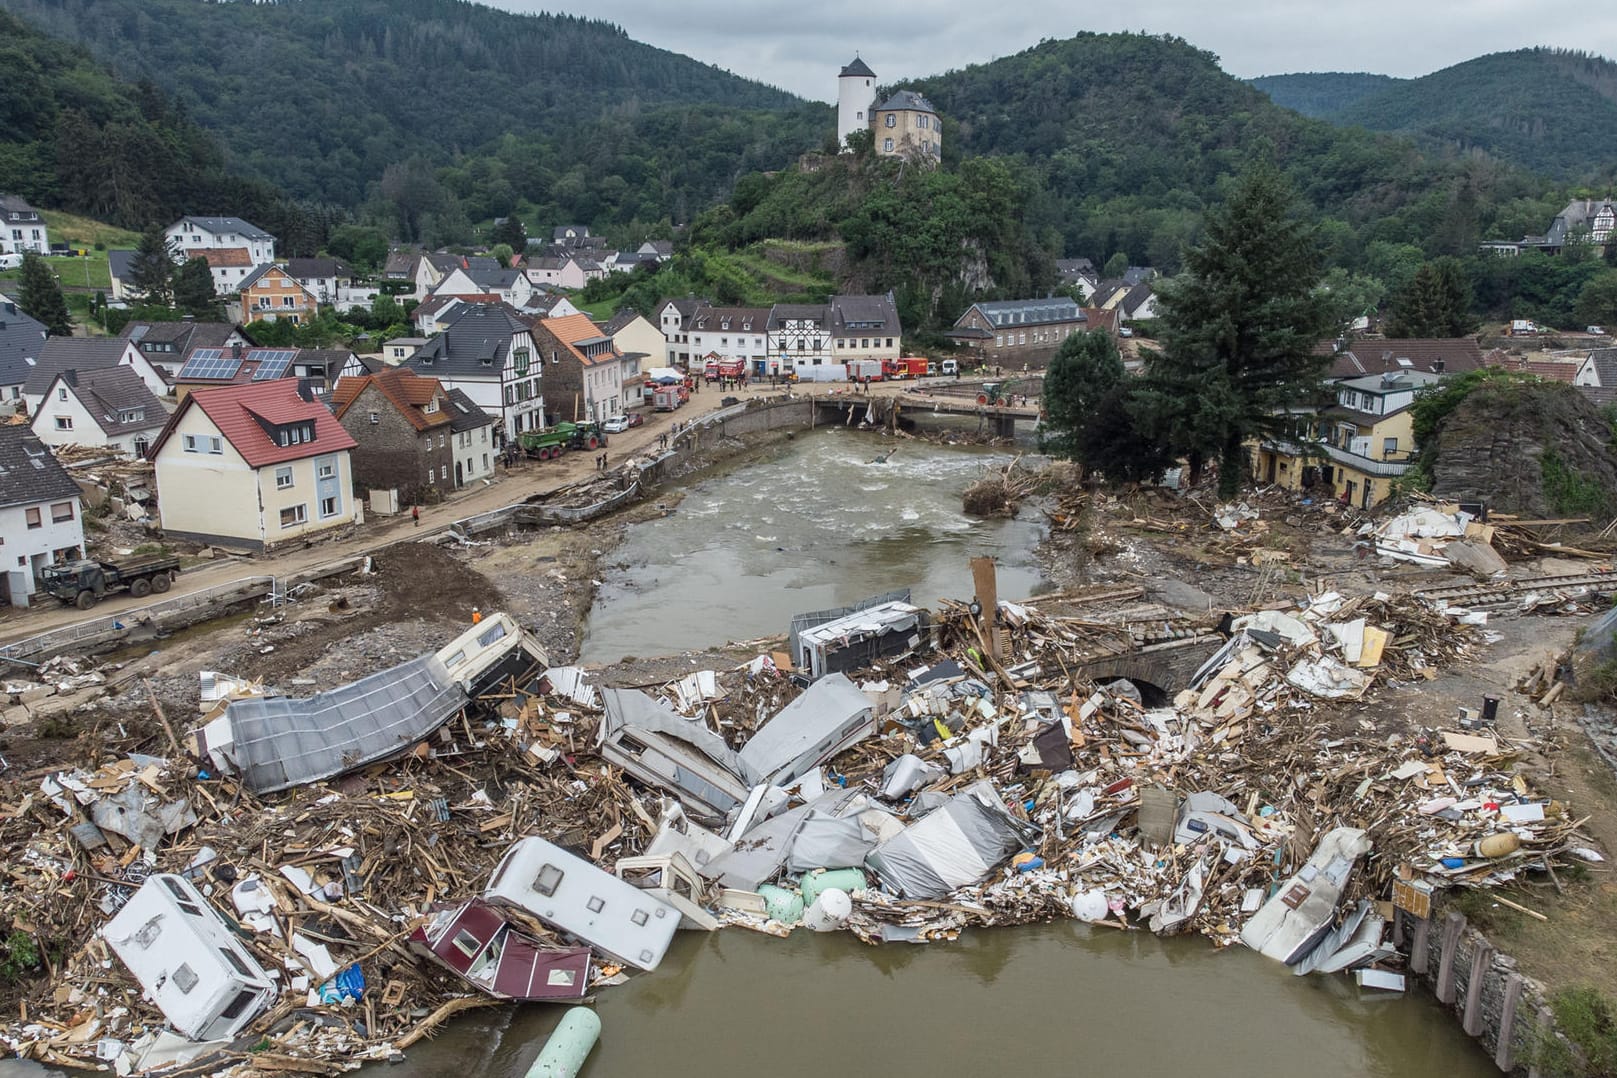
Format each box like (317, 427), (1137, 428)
(296, 381), (315, 402)
(232, 341), (243, 359)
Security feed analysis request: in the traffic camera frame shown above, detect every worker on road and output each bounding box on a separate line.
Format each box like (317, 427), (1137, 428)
(472, 607), (482, 625)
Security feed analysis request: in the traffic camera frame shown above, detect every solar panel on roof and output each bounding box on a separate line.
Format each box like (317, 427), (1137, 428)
(251, 349), (296, 381)
(178, 348), (244, 380)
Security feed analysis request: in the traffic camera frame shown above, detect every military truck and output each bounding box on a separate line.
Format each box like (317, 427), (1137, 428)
(517, 422), (608, 461)
(41, 554), (181, 609)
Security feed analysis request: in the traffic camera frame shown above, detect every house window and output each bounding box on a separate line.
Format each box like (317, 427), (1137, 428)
(275, 467), (293, 490)
(425, 396), (438, 414)
(439, 465), (447, 481)
(317, 461), (335, 480)
(280, 504), (307, 528)
(50, 502), (72, 523)
(57, 387), (67, 401)
(319, 495), (338, 518)
(182, 434), (223, 454)
(1382, 437), (1398, 457)
(369, 411), (379, 425)
(25, 508), (41, 529)
(885, 114), (896, 128)
(54, 416), (72, 431)
(883, 138), (894, 152)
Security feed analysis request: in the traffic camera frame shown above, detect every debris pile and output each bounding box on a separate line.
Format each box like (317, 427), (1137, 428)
(0, 575), (1603, 1072)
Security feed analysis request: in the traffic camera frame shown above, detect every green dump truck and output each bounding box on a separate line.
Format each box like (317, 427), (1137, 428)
(517, 422), (608, 461)
(41, 554), (181, 609)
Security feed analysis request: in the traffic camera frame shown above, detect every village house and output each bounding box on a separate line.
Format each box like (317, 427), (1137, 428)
(1090, 279), (1158, 323)
(238, 264), (319, 325)
(945, 297), (1091, 370)
(1485, 198), (1617, 256)
(836, 60), (941, 163)
(445, 389), (495, 488)
(172, 343), (338, 401)
(165, 216), (275, 264)
(519, 292), (581, 322)
(333, 353), (388, 386)
(687, 306), (772, 374)
(1574, 348), (1617, 389)
(285, 258), (357, 306)
(533, 312), (625, 425)
(332, 367), (455, 505)
(819, 293), (902, 377)
(0, 195), (49, 255)
(1054, 258), (1098, 298)
(23, 338), (168, 416)
(1319, 337), (1488, 381)
(1254, 369), (1440, 510)
(432, 265), (533, 308)
(600, 309), (663, 408)
(523, 253), (602, 291)
(30, 367), (167, 458)
(655, 297), (707, 368)
(766, 303), (832, 374)
(381, 337), (428, 364)
(405, 303), (543, 443)
(0, 425), (84, 606)
(0, 300), (47, 404)
(148, 380), (358, 552)
(122, 319), (251, 379)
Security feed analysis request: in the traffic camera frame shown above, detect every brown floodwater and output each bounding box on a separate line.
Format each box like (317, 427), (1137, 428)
(385, 923), (1496, 1078)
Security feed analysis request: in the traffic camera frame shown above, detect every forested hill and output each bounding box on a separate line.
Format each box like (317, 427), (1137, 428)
(903, 33), (1549, 270)
(0, 0), (815, 206)
(1329, 50), (1617, 179)
(1248, 72), (1402, 119)
(0, 10), (283, 230)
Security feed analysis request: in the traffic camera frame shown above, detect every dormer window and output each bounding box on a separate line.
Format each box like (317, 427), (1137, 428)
(424, 396), (439, 414)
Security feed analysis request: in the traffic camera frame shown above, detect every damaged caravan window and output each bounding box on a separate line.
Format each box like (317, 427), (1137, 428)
(534, 864), (564, 896)
(477, 622), (508, 647)
(171, 964), (199, 994)
(219, 989), (259, 1021)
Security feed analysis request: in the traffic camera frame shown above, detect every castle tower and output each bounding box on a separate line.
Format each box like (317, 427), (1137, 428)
(837, 57), (876, 150)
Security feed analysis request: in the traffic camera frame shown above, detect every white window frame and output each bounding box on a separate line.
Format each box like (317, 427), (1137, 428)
(275, 466), (294, 490)
(279, 504), (307, 529)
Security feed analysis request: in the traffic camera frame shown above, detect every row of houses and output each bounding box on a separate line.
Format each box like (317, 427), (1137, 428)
(655, 293), (903, 378)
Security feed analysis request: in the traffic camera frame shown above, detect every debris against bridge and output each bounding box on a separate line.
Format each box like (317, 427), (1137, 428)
(0, 557), (1607, 1072)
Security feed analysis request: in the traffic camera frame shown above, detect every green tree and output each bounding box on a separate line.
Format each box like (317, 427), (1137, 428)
(172, 257), (222, 319)
(1316, 268), (1386, 337)
(1041, 330), (1124, 470)
(1135, 163), (1333, 498)
(488, 243), (514, 268)
(326, 224), (389, 270)
(1386, 258), (1476, 337)
(128, 227), (173, 307)
(1575, 270), (1617, 329)
(17, 252), (72, 336)
(489, 214), (526, 251)
(1103, 251), (1130, 278)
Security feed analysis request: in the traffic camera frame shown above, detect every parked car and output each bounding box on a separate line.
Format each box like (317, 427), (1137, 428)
(626, 412), (645, 428)
(1588, 326), (1607, 336)
(601, 415), (631, 434)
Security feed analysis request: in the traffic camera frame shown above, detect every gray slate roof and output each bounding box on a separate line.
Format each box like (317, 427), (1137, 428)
(829, 292), (901, 336)
(840, 57), (876, 78)
(0, 425), (80, 509)
(50, 366), (166, 436)
(286, 257), (352, 280)
(405, 304), (532, 379)
(24, 339), (134, 398)
(123, 320), (243, 354)
(1587, 348), (1617, 387)
(967, 297), (1083, 328)
(107, 249), (136, 284)
(0, 300), (47, 388)
(0, 195), (43, 224)
(874, 89), (937, 114)
(463, 267), (525, 290)
(174, 216), (273, 241)
(445, 388), (492, 434)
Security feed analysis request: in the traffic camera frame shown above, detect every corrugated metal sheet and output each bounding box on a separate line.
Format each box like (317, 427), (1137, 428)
(219, 654), (465, 794)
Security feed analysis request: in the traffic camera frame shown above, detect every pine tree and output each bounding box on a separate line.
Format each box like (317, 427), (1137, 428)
(1041, 330), (1125, 469)
(129, 226), (174, 307)
(490, 213), (526, 251)
(1385, 258), (1476, 337)
(1135, 163), (1333, 499)
(17, 253), (73, 336)
(173, 257), (222, 319)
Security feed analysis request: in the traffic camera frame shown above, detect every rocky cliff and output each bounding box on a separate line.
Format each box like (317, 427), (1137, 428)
(1430, 381), (1617, 519)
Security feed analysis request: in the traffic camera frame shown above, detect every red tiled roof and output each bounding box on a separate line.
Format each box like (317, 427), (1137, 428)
(150, 381), (356, 469)
(332, 368), (450, 432)
(192, 247), (254, 268)
(1520, 359), (1580, 383)
(540, 312), (618, 368)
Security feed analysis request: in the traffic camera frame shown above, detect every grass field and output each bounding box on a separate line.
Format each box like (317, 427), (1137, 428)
(0, 210), (136, 292)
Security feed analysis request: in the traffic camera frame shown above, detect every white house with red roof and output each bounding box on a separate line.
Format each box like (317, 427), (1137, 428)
(148, 381), (358, 552)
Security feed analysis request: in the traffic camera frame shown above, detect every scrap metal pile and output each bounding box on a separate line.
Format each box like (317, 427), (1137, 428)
(0, 574), (1605, 1073)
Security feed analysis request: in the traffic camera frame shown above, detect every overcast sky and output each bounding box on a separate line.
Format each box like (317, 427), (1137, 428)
(487, 0), (1617, 101)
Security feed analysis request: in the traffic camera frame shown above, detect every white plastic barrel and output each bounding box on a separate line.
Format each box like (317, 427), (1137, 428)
(803, 888), (852, 931)
(1070, 890), (1109, 923)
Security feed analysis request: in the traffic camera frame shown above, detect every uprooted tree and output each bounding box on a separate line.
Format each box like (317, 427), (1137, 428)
(1133, 162), (1334, 499)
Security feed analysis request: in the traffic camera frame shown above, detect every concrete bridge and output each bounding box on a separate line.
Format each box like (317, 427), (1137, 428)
(813, 391), (1042, 438)
(1074, 635), (1226, 703)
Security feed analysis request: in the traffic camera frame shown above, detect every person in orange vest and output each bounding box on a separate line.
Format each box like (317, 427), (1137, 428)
(471, 607), (482, 625)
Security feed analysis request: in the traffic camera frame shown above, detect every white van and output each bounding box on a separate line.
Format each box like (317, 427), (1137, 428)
(0, 254), (22, 270)
(940, 359), (958, 376)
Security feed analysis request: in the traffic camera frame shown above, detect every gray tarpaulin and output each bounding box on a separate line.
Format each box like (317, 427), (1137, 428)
(784, 810), (878, 873)
(865, 781), (1041, 899)
(707, 787), (866, 890)
(211, 654), (466, 794)
(737, 673), (874, 785)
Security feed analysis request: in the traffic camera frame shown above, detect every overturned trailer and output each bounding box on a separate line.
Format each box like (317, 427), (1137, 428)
(409, 898), (592, 1001)
(791, 595), (931, 680)
(196, 614), (546, 794)
(596, 687), (757, 825)
(102, 874), (277, 1042)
